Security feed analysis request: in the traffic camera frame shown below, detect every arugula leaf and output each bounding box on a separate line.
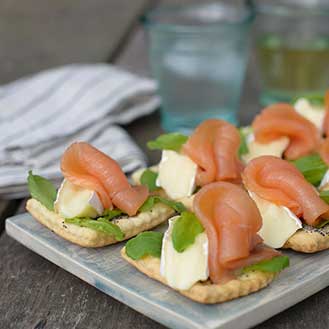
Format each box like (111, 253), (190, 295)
(126, 231), (164, 260)
(65, 217), (124, 240)
(172, 211), (204, 252)
(238, 127), (250, 156)
(291, 154), (328, 186)
(140, 169), (158, 192)
(320, 190), (329, 204)
(316, 220), (329, 228)
(102, 208), (124, 220)
(147, 133), (188, 152)
(243, 256), (289, 273)
(293, 94), (324, 107)
(139, 196), (186, 213)
(27, 170), (57, 211)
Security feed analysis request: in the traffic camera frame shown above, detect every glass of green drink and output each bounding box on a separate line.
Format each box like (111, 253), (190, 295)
(253, 0), (329, 105)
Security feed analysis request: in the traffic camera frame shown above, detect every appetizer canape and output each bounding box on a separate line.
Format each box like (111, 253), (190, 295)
(241, 103), (320, 163)
(243, 155), (329, 253)
(121, 182), (288, 304)
(26, 142), (186, 247)
(133, 119), (242, 205)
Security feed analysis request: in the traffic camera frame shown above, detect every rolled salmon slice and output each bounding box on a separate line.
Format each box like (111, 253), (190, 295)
(61, 142), (148, 216)
(242, 155), (329, 226)
(252, 103), (320, 160)
(182, 119), (243, 186)
(322, 90), (329, 137)
(193, 182), (279, 284)
(320, 137), (329, 165)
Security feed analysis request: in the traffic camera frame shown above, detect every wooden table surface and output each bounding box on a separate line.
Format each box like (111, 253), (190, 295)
(0, 1), (329, 328)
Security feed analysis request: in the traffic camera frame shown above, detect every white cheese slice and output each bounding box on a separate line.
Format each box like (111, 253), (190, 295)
(54, 179), (104, 218)
(294, 98), (325, 130)
(319, 169), (329, 191)
(160, 216), (208, 290)
(249, 191), (302, 248)
(242, 133), (289, 163)
(157, 150), (197, 200)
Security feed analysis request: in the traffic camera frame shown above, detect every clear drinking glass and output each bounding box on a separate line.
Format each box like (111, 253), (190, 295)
(144, 1), (254, 133)
(254, 0), (329, 105)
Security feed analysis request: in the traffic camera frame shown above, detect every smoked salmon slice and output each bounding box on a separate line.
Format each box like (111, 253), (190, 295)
(61, 142), (148, 216)
(193, 181), (279, 284)
(322, 90), (329, 137)
(252, 103), (320, 160)
(242, 155), (329, 226)
(182, 119), (242, 186)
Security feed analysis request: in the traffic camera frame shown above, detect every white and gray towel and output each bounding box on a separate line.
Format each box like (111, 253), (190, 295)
(0, 64), (160, 198)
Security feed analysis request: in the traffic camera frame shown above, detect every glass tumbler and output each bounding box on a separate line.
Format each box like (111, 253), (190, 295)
(254, 0), (329, 105)
(144, 1), (254, 133)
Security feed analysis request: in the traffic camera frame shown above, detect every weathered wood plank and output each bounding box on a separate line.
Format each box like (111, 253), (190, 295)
(0, 0), (150, 84)
(0, 232), (166, 329)
(0, 200), (20, 233)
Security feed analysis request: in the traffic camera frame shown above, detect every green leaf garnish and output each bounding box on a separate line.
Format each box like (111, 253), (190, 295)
(140, 169), (158, 192)
(238, 127), (250, 156)
(65, 217), (124, 240)
(293, 94), (324, 107)
(102, 208), (124, 220)
(27, 170), (57, 211)
(126, 231), (164, 260)
(172, 211), (204, 253)
(243, 256), (289, 273)
(139, 196), (186, 213)
(147, 133), (188, 152)
(291, 154), (328, 186)
(316, 220), (329, 228)
(320, 190), (329, 204)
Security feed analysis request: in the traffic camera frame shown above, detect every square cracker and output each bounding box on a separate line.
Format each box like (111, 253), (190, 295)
(284, 225), (329, 253)
(26, 198), (174, 248)
(121, 248), (276, 304)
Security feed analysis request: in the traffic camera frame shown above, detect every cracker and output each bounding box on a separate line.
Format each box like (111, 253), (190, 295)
(26, 198), (175, 248)
(121, 248), (276, 304)
(284, 224), (329, 253)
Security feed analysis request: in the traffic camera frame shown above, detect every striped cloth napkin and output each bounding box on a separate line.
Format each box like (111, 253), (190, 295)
(0, 64), (159, 198)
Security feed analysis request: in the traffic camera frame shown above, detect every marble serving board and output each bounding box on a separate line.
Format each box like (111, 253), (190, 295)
(6, 213), (329, 329)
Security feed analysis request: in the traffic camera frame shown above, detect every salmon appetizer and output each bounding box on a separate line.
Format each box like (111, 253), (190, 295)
(243, 156), (329, 253)
(26, 142), (180, 247)
(240, 100), (327, 163)
(121, 182), (288, 304)
(253, 103), (320, 160)
(132, 119), (243, 207)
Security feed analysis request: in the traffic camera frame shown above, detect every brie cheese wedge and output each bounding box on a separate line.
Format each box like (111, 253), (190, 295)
(242, 133), (289, 163)
(294, 98), (325, 130)
(319, 169), (329, 191)
(54, 179), (104, 218)
(160, 216), (208, 290)
(157, 150), (197, 199)
(249, 192), (302, 248)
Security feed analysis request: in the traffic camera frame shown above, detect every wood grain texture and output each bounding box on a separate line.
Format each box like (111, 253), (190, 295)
(0, 232), (165, 329)
(0, 199), (21, 233)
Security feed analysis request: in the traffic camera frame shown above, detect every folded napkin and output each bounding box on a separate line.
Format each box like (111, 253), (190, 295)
(0, 64), (159, 198)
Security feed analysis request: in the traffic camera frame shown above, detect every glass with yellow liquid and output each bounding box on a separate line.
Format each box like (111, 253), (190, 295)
(254, 0), (329, 105)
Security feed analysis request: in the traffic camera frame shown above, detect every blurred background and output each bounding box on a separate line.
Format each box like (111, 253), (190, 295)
(0, 0), (261, 125)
